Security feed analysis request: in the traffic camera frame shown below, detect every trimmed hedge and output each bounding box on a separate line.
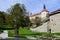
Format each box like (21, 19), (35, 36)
(0, 25), (13, 28)
(0, 30), (3, 34)
(0, 25), (14, 30)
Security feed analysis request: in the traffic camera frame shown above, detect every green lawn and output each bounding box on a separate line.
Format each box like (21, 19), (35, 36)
(19, 27), (41, 35)
(7, 26), (60, 37)
(8, 27), (46, 37)
(1, 25), (60, 38)
(52, 32), (60, 36)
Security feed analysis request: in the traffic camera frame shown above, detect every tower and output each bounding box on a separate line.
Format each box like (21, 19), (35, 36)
(41, 4), (49, 22)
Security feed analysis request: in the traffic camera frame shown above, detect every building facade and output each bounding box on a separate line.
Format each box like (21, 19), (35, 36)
(30, 5), (60, 33)
(50, 9), (60, 32)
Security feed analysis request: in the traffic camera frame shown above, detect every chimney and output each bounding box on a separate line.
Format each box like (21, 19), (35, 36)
(30, 13), (32, 16)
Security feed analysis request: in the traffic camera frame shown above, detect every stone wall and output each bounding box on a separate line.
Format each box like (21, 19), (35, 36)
(30, 13), (60, 33)
(50, 13), (60, 32)
(30, 22), (48, 32)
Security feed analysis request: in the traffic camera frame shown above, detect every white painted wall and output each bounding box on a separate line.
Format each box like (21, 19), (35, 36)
(30, 13), (60, 33)
(29, 14), (41, 23)
(41, 12), (48, 18)
(30, 22), (48, 32)
(50, 13), (60, 32)
(41, 12), (49, 22)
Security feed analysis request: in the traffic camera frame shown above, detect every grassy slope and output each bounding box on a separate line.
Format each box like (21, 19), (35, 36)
(8, 27), (60, 37)
(19, 27), (41, 35)
(8, 27), (44, 37)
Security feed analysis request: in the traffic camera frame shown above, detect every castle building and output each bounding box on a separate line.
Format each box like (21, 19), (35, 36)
(29, 4), (49, 23)
(49, 9), (60, 32)
(30, 5), (60, 33)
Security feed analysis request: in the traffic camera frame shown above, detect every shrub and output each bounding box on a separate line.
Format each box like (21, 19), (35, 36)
(0, 30), (3, 34)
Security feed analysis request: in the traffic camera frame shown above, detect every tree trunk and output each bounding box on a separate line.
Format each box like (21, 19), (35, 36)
(14, 24), (18, 37)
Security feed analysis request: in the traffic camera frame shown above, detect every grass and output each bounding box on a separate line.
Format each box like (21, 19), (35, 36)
(8, 27), (45, 37)
(52, 32), (60, 36)
(19, 27), (41, 35)
(8, 27), (60, 38)
(1, 25), (60, 38)
(8, 30), (14, 37)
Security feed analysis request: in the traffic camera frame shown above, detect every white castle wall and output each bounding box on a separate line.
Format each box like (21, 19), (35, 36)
(30, 13), (60, 33)
(30, 22), (48, 32)
(50, 13), (60, 33)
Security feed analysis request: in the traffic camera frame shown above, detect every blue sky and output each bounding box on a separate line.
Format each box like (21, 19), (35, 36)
(0, 0), (60, 14)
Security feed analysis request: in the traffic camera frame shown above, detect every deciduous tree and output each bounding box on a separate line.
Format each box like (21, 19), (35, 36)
(7, 3), (30, 37)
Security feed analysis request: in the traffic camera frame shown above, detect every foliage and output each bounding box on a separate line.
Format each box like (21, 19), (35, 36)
(0, 11), (5, 25)
(35, 17), (41, 26)
(0, 3), (30, 28)
(0, 30), (3, 34)
(31, 17), (42, 27)
(5, 14), (14, 25)
(6, 3), (31, 29)
(7, 3), (30, 36)
(0, 25), (13, 28)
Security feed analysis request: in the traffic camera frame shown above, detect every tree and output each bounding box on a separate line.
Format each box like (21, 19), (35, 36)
(7, 3), (30, 37)
(31, 17), (42, 27)
(0, 11), (5, 25)
(0, 11), (6, 33)
(35, 17), (41, 26)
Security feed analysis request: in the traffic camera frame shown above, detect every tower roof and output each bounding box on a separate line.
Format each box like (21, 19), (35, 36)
(44, 4), (46, 9)
(41, 4), (48, 12)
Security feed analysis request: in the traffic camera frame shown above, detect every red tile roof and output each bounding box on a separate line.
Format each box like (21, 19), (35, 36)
(41, 9), (48, 12)
(50, 8), (60, 16)
(30, 12), (41, 17)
